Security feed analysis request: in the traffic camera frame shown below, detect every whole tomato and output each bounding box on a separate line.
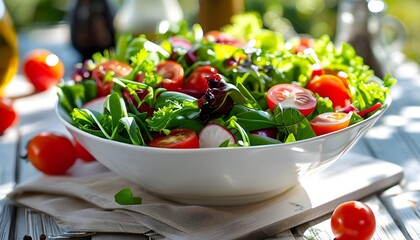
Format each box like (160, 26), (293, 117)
(184, 65), (218, 93)
(91, 60), (132, 96)
(74, 139), (96, 162)
(331, 201), (376, 240)
(23, 49), (65, 92)
(155, 60), (184, 91)
(0, 98), (18, 135)
(27, 132), (77, 175)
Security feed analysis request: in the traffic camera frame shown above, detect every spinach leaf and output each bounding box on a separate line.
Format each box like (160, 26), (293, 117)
(274, 106), (316, 141)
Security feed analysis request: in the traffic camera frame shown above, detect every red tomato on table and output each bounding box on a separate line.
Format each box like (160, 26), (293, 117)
(27, 132), (77, 175)
(23, 49), (64, 92)
(306, 74), (351, 109)
(184, 65), (218, 93)
(92, 60), (132, 96)
(155, 60), (184, 91)
(74, 139), (96, 162)
(0, 98), (18, 135)
(149, 128), (199, 149)
(331, 201), (376, 240)
(310, 112), (352, 136)
(266, 83), (317, 116)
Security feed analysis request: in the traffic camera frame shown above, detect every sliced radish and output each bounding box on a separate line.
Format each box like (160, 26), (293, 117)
(357, 102), (382, 117)
(198, 123), (236, 148)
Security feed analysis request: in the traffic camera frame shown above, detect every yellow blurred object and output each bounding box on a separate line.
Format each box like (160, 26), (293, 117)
(0, 0), (18, 96)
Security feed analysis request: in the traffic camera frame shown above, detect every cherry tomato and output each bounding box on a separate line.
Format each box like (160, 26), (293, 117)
(204, 31), (244, 47)
(23, 49), (64, 92)
(184, 66), (218, 93)
(331, 201), (376, 240)
(310, 64), (324, 79)
(0, 98), (18, 135)
(27, 132), (77, 175)
(155, 60), (184, 91)
(266, 84), (317, 116)
(92, 60), (132, 96)
(293, 37), (315, 53)
(310, 112), (352, 136)
(324, 69), (349, 88)
(306, 74), (351, 109)
(149, 128), (199, 149)
(74, 139), (96, 162)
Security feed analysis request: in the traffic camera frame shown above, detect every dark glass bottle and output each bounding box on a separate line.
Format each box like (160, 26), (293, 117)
(69, 0), (116, 60)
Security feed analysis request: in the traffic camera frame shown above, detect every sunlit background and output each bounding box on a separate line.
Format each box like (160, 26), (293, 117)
(3, 0), (419, 64)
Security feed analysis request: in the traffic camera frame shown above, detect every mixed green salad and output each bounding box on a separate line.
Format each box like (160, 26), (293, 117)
(57, 13), (396, 148)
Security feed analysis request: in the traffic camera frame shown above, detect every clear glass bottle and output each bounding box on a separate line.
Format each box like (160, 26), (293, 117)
(0, 0), (19, 96)
(335, 0), (384, 78)
(113, 0), (183, 39)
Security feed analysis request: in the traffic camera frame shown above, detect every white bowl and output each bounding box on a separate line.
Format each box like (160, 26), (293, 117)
(56, 97), (391, 206)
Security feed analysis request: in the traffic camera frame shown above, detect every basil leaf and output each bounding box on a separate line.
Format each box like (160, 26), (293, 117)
(274, 107), (315, 141)
(114, 188), (142, 205)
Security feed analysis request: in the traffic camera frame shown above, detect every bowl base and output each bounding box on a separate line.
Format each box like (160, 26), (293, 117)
(152, 186), (294, 206)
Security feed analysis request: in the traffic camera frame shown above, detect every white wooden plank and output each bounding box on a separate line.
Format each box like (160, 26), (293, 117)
(381, 190), (420, 239)
(0, 199), (14, 239)
(0, 127), (18, 186)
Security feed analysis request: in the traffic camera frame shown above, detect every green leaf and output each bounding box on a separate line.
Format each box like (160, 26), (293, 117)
(105, 93), (127, 129)
(114, 188), (142, 205)
(225, 116), (250, 147)
(154, 91), (197, 109)
(146, 100), (200, 132)
(229, 105), (276, 131)
(249, 134), (282, 145)
(119, 117), (145, 145)
(73, 109), (112, 139)
(274, 107), (316, 141)
(285, 133), (296, 143)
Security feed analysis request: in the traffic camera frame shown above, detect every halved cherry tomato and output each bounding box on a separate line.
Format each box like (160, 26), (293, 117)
(27, 132), (77, 175)
(266, 84), (317, 116)
(306, 74), (351, 109)
(23, 49), (64, 92)
(74, 139), (96, 162)
(331, 201), (376, 240)
(0, 98), (18, 135)
(92, 60), (132, 96)
(149, 128), (199, 149)
(184, 65), (218, 93)
(310, 112), (352, 136)
(204, 31), (244, 47)
(155, 60), (184, 91)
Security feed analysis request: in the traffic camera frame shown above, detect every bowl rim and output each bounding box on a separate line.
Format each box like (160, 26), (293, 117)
(55, 94), (392, 152)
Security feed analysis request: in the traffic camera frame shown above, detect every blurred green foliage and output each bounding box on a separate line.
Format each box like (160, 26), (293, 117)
(4, 0), (419, 63)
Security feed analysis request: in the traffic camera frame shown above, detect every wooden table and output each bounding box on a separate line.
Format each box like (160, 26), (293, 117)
(2, 27), (420, 240)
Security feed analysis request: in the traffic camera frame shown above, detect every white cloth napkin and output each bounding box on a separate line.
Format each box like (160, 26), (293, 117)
(7, 153), (402, 240)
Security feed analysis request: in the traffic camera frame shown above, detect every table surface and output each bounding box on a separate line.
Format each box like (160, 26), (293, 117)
(2, 25), (420, 240)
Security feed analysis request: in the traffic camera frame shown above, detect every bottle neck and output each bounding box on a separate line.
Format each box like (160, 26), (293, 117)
(0, 1), (5, 21)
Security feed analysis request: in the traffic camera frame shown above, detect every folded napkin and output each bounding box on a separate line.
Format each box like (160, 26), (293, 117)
(7, 153), (403, 240)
